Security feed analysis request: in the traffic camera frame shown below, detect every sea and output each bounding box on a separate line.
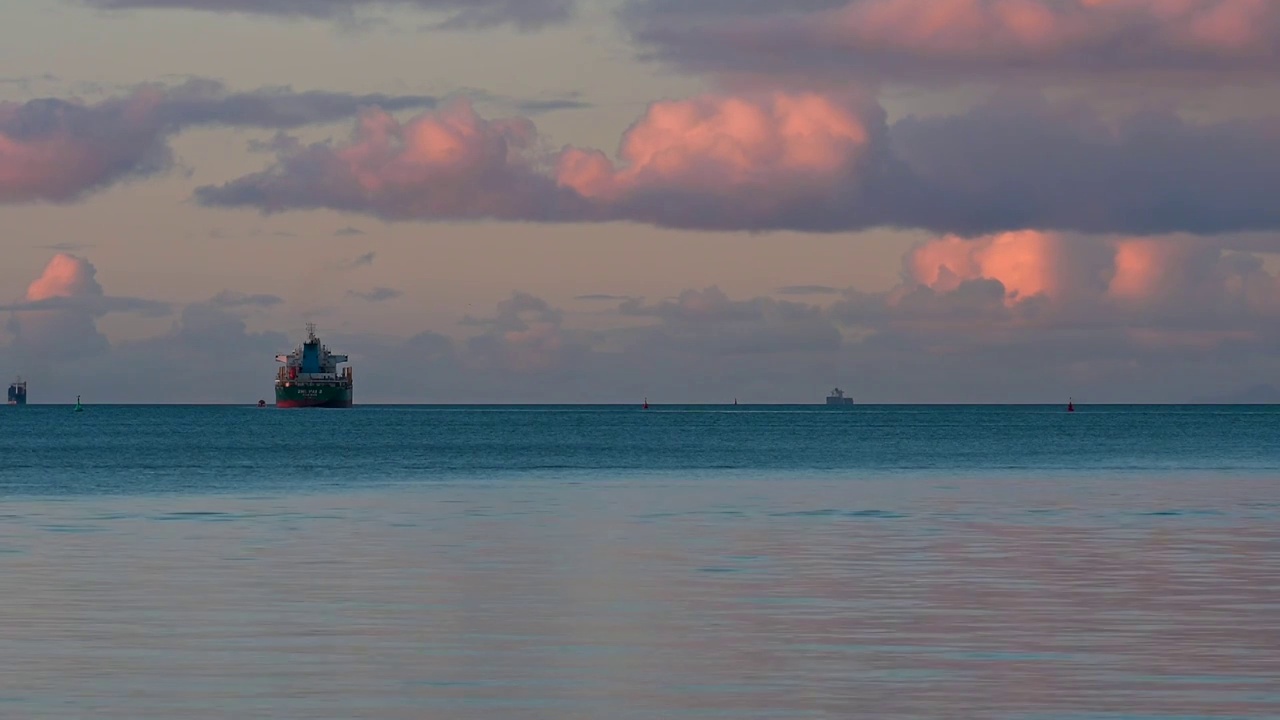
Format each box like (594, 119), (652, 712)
(1, 404), (1277, 719)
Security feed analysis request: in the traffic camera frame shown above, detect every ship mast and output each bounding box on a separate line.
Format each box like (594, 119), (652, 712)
(306, 321), (317, 343)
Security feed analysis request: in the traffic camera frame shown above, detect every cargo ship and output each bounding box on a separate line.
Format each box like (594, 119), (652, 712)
(825, 387), (853, 406)
(7, 377), (26, 405)
(274, 323), (353, 408)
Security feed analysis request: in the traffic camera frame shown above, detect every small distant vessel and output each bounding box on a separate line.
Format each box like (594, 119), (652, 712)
(274, 323), (353, 408)
(7, 377), (26, 405)
(257, 399), (266, 408)
(74, 394), (83, 412)
(826, 387), (854, 406)
(1067, 397), (1075, 413)
(643, 397), (649, 410)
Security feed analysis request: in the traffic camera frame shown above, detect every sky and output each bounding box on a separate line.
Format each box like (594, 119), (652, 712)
(3, 0), (1280, 404)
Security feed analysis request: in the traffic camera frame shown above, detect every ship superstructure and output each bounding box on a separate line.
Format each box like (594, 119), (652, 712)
(825, 387), (853, 406)
(7, 377), (26, 405)
(274, 323), (353, 408)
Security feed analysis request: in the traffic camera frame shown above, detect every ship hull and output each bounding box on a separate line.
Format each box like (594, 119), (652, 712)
(275, 383), (352, 408)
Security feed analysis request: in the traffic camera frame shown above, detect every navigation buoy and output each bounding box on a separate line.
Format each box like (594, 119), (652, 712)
(643, 397), (649, 410)
(257, 399), (266, 408)
(74, 394), (83, 412)
(1067, 397), (1075, 412)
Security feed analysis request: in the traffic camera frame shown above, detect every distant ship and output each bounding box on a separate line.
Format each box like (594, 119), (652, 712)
(825, 387), (853, 406)
(274, 323), (353, 408)
(7, 377), (26, 405)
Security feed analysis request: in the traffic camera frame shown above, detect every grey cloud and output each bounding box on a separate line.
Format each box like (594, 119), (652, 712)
(2, 255), (170, 362)
(334, 226), (365, 236)
(574, 294), (634, 302)
(248, 132), (304, 155)
(149, 78), (439, 129)
(194, 90), (1280, 236)
(461, 292), (562, 331)
(8, 263), (1280, 403)
(348, 287), (403, 302)
(40, 242), (93, 251)
(194, 102), (588, 223)
(777, 285), (840, 296)
(516, 98), (592, 114)
(81, 0), (575, 30)
(210, 290), (284, 308)
(884, 91), (1280, 236)
(88, 299), (292, 403)
(349, 251), (376, 267)
(0, 294), (170, 317)
(0, 78), (439, 204)
(11, 236), (1280, 403)
(618, 287), (843, 356)
(619, 0), (1280, 84)
(0, 72), (60, 86)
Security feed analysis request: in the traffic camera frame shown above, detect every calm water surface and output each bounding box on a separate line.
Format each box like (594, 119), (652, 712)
(1, 405), (1277, 718)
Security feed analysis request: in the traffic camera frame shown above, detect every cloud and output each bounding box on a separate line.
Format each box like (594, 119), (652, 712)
(574, 294), (635, 301)
(348, 287), (402, 302)
(349, 251), (376, 267)
(620, 0), (1280, 84)
(209, 290), (284, 308)
(196, 98), (584, 221)
(334, 226), (365, 236)
(901, 230), (1280, 333)
(7, 237), (1280, 402)
(777, 285), (841, 296)
(80, 0), (575, 30)
(555, 91), (894, 231)
(39, 242), (94, 251)
(89, 296), (292, 403)
(196, 91), (907, 231)
(195, 88), (1280, 236)
(620, 286), (844, 355)
(458, 292), (591, 373)
(2, 253), (168, 360)
(0, 78), (439, 204)
(885, 90), (1280, 235)
(516, 97), (592, 114)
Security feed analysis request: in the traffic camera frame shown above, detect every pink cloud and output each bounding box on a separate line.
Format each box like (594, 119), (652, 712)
(559, 92), (872, 211)
(0, 95), (167, 203)
(822, 0), (1277, 60)
(906, 230), (1068, 304)
(623, 0), (1280, 83)
(6, 254), (108, 358)
(198, 87), (1280, 235)
(201, 91), (894, 231)
(2, 253), (171, 360)
(903, 231), (1280, 332)
(1108, 238), (1195, 303)
(81, 0), (575, 31)
(24, 252), (105, 302)
(196, 98), (574, 221)
(0, 79), (440, 204)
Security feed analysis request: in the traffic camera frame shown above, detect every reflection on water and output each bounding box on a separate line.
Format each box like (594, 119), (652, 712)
(1, 475), (1277, 719)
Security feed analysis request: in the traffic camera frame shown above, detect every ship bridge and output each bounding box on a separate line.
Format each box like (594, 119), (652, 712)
(275, 324), (353, 382)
